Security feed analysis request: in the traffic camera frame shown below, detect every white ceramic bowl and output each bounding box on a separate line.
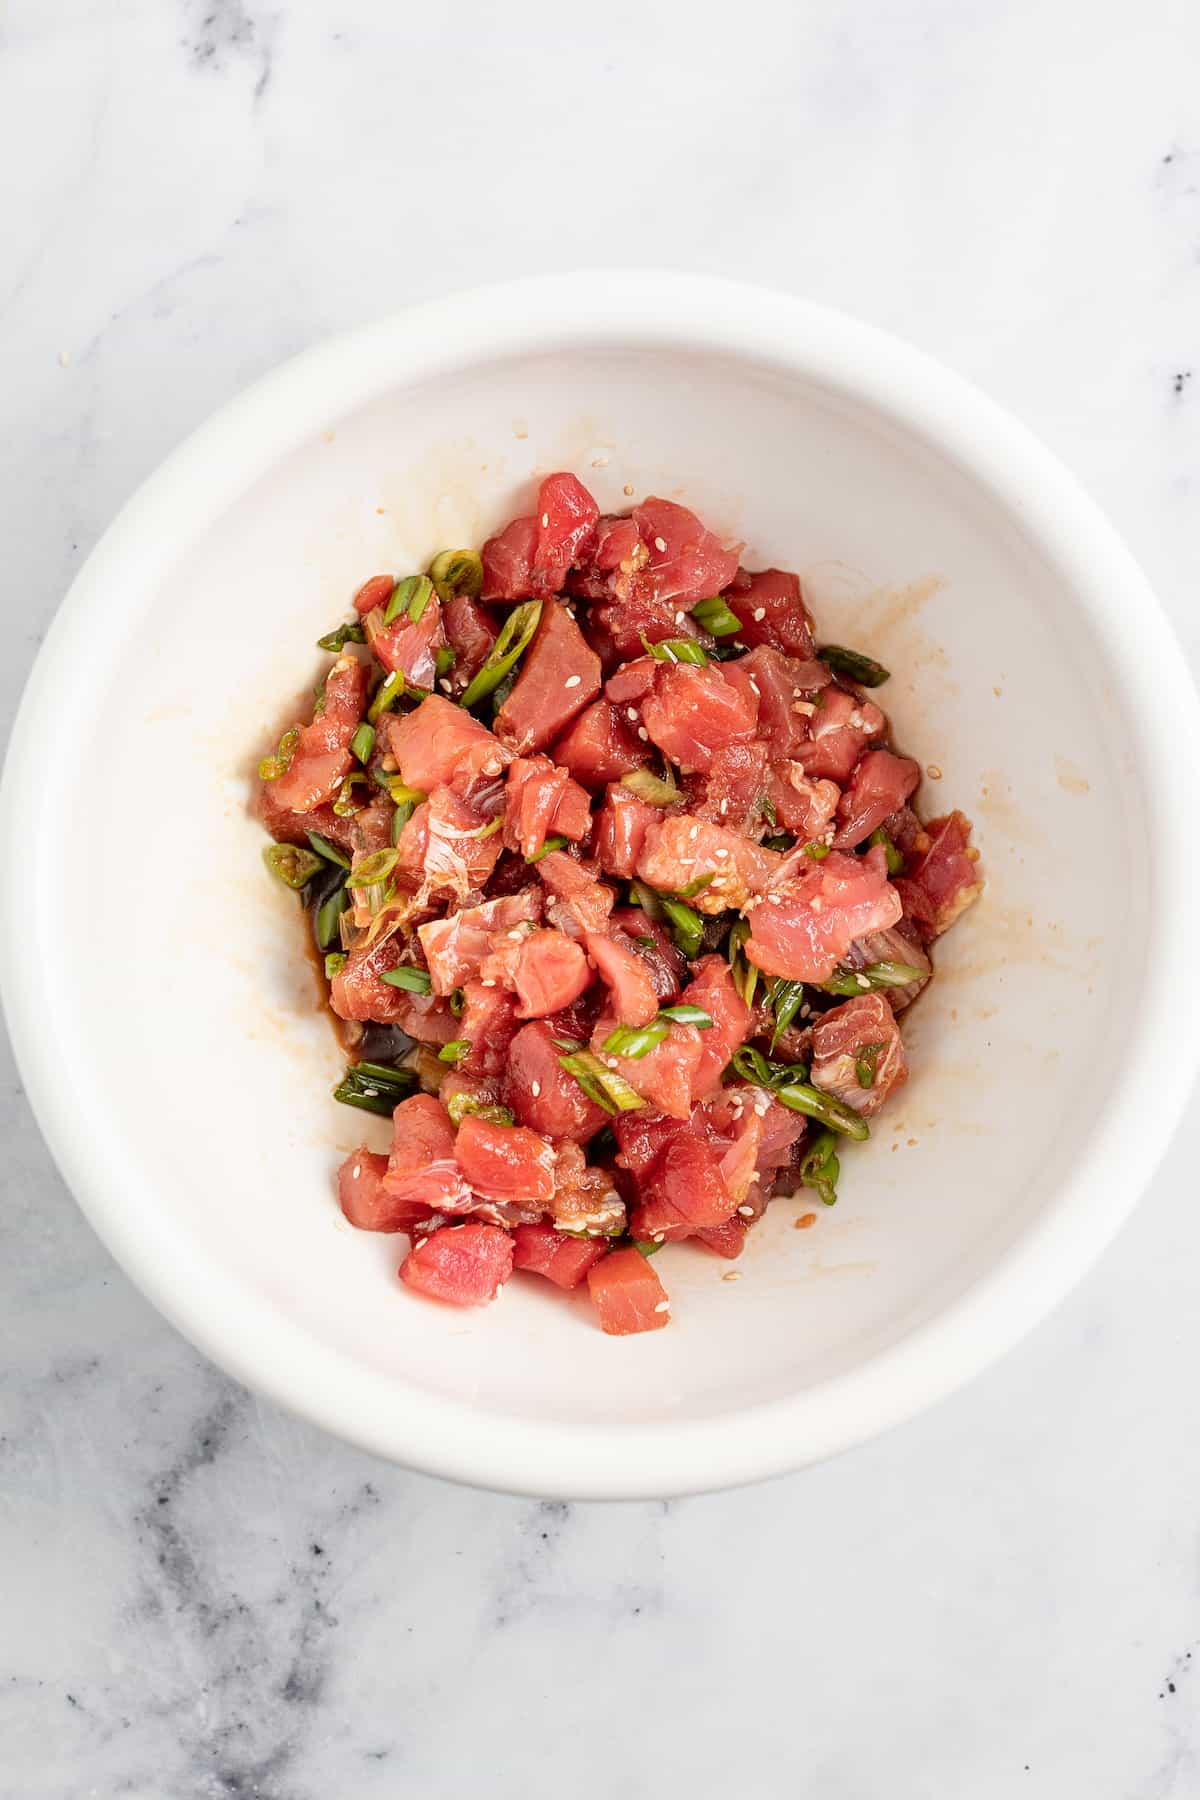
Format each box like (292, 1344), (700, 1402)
(4, 274), (1198, 1498)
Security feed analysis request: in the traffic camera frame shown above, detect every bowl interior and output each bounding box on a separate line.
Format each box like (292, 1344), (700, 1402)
(23, 325), (1147, 1477)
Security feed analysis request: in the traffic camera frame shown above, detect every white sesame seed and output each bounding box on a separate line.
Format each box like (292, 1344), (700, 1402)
(927, 763), (943, 780)
(654, 1299), (670, 1313)
(627, 707), (638, 721)
(856, 973), (871, 989)
(738, 1203), (755, 1217)
(752, 608), (766, 622)
(439, 679), (453, 694)
(531, 1080), (541, 1097)
(715, 847), (729, 859)
(541, 513), (549, 528)
(351, 1164), (361, 1179)
(720, 799), (729, 814)
(652, 1232), (665, 1242)
(637, 726), (648, 741)
(604, 1056), (619, 1069)
(747, 678), (760, 696)
(564, 674), (582, 688)
(674, 611), (685, 625)
(689, 825), (699, 840)
(722, 1270), (742, 1282)
(810, 898), (824, 913)
(481, 978), (497, 987)
(654, 536), (667, 552)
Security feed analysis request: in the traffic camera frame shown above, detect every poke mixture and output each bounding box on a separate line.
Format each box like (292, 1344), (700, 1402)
(257, 473), (981, 1335)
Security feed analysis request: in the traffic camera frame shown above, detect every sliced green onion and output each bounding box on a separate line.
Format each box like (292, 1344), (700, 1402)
(602, 1019), (670, 1060)
(449, 988), (466, 1017)
(764, 833), (794, 852)
(628, 879), (665, 921)
(817, 644), (890, 687)
(641, 634), (709, 666)
(677, 872), (714, 899)
(434, 646), (456, 678)
(438, 1039), (470, 1063)
(855, 1043), (884, 1089)
(798, 1129), (840, 1205)
(380, 965), (432, 994)
(350, 722), (376, 764)
(725, 917), (759, 1008)
(820, 960), (927, 996)
(867, 826), (904, 875)
(805, 841), (831, 861)
(661, 896), (705, 959)
(446, 1091), (513, 1129)
(352, 848), (400, 886)
(317, 621), (365, 652)
(526, 835), (568, 863)
(332, 1060), (417, 1117)
(382, 575), (434, 627)
(557, 1049), (646, 1115)
(305, 830), (351, 869)
(429, 548), (484, 601)
(258, 726), (299, 783)
(490, 669), (518, 716)
(468, 816), (503, 841)
(332, 770), (369, 817)
(767, 979), (806, 1051)
(774, 1080), (870, 1140)
(367, 670), (407, 724)
(620, 768), (681, 807)
(690, 596), (742, 636)
(263, 843), (323, 890)
(312, 680), (327, 718)
(390, 806), (407, 846)
(658, 1004), (714, 1029)
(729, 1044), (809, 1091)
(460, 599), (542, 709)
(761, 793), (778, 828)
(633, 1239), (664, 1258)
(324, 951), (347, 980)
(315, 883), (350, 949)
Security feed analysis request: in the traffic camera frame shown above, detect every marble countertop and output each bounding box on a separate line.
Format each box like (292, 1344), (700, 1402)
(4, 3), (1200, 1794)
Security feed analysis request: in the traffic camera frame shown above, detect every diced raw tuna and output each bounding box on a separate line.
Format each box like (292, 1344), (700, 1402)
(418, 890), (542, 995)
(494, 600), (602, 754)
(904, 811), (983, 937)
(503, 756), (592, 859)
(353, 574), (396, 617)
(512, 928), (592, 1018)
(585, 931), (660, 1027)
(506, 1020), (610, 1143)
(745, 845), (903, 983)
(400, 1222), (514, 1306)
(592, 784), (664, 881)
(641, 663), (758, 773)
(442, 593), (498, 684)
(455, 1113), (556, 1208)
(551, 701), (644, 789)
(843, 923), (931, 1010)
(797, 685), (886, 783)
(809, 994), (907, 1116)
(268, 655), (370, 813)
(393, 787), (504, 897)
(537, 851), (616, 938)
(258, 783), (351, 852)
(590, 1011), (704, 1120)
(549, 1142), (626, 1236)
(591, 593), (713, 664)
(832, 750), (920, 850)
(643, 1134), (737, 1228)
(338, 1148), (428, 1233)
(686, 740), (770, 832)
(383, 1094), (472, 1216)
(607, 909), (685, 1004)
(385, 695), (510, 795)
(694, 1218), (746, 1259)
(767, 762), (840, 843)
(613, 1109), (693, 1178)
(684, 956), (752, 1100)
(586, 1246), (670, 1334)
(604, 656), (659, 706)
(530, 472), (600, 595)
(364, 594), (446, 688)
(330, 934), (415, 1024)
(481, 515), (538, 601)
(511, 1220), (609, 1289)
(738, 645), (830, 761)
(457, 980), (520, 1077)
(723, 567), (815, 657)
(626, 497), (741, 605)
(636, 815), (780, 914)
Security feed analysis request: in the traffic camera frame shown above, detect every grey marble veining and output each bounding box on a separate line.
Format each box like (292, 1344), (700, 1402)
(3, 2), (1200, 1795)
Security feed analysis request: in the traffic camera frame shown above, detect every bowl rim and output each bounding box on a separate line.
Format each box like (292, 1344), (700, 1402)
(4, 272), (1199, 1498)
